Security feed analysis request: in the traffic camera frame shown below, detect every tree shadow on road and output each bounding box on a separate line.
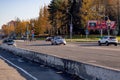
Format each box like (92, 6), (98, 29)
(79, 43), (99, 47)
(26, 44), (53, 46)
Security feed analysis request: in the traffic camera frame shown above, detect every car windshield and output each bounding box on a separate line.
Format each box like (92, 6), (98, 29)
(110, 37), (116, 39)
(101, 36), (108, 39)
(54, 36), (63, 39)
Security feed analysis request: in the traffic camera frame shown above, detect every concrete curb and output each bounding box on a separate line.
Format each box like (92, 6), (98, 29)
(0, 44), (120, 80)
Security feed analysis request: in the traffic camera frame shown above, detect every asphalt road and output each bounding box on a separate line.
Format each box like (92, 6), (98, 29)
(0, 49), (82, 80)
(15, 40), (120, 71)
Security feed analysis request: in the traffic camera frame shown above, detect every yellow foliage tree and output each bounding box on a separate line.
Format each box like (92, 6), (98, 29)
(80, 0), (97, 28)
(2, 25), (15, 36)
(15, 21), (28, 36)
(36, 6), (51, 35)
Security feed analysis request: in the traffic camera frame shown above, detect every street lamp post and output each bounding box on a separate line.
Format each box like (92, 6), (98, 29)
(67, 11), (73, 39)
(26, 23), (30, 40)
(31, 23), (35, 40)
(106, 18), (111, 36)
(117, 0), (120, 35)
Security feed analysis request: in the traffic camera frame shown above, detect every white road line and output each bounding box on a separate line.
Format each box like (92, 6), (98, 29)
(0, 55), (38, 80)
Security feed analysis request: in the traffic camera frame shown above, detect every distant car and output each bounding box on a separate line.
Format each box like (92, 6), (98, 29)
(51, 36), (66, 45)
(45, 37), (53, 41)
(98, 36), (118, 46)
(2, 39), (16, 46)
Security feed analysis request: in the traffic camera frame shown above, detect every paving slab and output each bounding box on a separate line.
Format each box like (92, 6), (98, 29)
(0, 58), (25, 80)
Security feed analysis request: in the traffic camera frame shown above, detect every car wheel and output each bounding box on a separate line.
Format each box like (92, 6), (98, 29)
(63, 43), (66, 45)
(13, 44), (16, 47)
(55, 42), (57, 45)
(51, 43), (53, 45)
(114, 43), (117, 46)
(106, 41), (109, 46)
(98, 41), (101, 46)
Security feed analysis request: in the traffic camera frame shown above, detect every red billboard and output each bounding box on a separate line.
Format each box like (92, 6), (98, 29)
(87, 20), (116, 30)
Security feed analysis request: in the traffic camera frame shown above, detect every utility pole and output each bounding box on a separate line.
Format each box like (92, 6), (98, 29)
(106, 18), (111, 36)
(117, 0), (120, 35)
(67, 10), (73, 40)
(31, 23), (35, 40)
(26, 23), (29, 40)
(96, 0), (103, 37)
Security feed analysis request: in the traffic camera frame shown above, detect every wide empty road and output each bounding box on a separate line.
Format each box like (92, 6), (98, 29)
(16, 40), (120, 71)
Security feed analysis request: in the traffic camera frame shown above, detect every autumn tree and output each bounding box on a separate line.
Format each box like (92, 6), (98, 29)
(15, 20), (28, 37)
(2, 25), (10, 36)
(42, 6), (52, 35)
(3, 0), (119, 36)
(35, 6), (51, 35)
(2, 23), (15, 36)
(80, 0), (97, 28)
(29, 19), (38, 35)
(48, 0), (61, 35)
(105, 0), (120, 35)
(48, 0), (72, 35)
(38, 8), (45, 34)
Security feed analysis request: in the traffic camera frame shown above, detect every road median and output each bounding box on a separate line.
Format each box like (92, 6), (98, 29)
(0, 44), (120, 80)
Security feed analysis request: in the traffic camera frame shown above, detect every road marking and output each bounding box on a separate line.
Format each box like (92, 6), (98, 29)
(0, 55), (38, 80)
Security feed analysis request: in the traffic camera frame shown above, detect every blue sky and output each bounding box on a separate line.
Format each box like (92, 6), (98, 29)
(0, 0), (52, 29)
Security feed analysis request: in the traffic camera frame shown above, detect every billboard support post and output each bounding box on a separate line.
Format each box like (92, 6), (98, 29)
(85, 29), (89, 39)
(100, 29), (103, 37)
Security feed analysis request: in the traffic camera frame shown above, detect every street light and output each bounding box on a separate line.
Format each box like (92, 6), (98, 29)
(26, 23), (29, 40)
(67, 10), (73, 39)
(26, 21), (30, 40)
(117, 0), (120, 35)
(106, 17), (111, 36)
(31, 23), (35, 40)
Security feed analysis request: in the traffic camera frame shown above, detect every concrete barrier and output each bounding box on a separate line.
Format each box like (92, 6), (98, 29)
(0, 44), (120, 80)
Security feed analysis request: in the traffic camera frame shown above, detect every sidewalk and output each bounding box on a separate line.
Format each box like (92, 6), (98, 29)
(0, 57), (25, 80)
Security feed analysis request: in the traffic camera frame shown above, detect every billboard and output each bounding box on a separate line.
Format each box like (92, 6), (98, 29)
(87, 20), (116, 30)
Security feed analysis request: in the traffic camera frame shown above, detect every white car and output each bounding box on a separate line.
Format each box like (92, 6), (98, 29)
(98, 36), (118, 46)
(51, 36), (66, 45)
(2, 39), (16, 46)
(45, 37), (53, 41)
